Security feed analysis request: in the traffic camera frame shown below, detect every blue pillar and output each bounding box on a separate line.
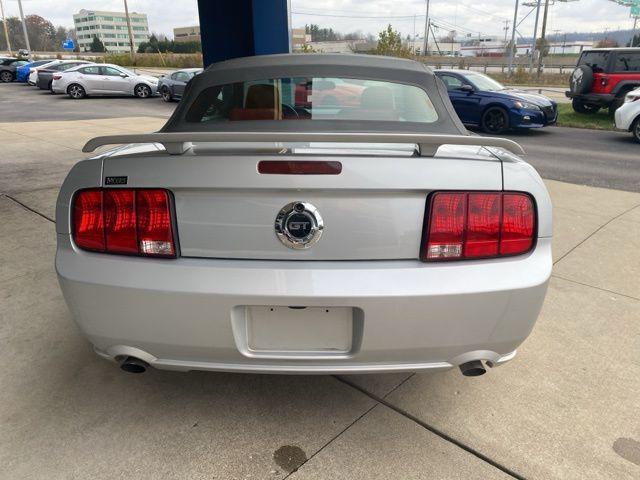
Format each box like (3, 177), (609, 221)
(197, 0), (290, 67)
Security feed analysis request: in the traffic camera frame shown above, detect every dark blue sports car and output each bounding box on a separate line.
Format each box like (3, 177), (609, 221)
(435, 69), (557, 134)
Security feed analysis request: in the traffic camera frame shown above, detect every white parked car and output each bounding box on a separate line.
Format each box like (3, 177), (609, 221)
(51, 63), (159, 99)
(614, 87), (640, 143)
(27, 59), (66, 85)
(56, 54), (552, 377)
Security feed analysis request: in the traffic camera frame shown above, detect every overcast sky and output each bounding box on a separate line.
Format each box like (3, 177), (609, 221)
(1, 0), (635, 39)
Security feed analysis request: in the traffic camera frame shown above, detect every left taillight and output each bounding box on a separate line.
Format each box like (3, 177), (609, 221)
(421, 191), (535, 261)
(52, 74), (62, 80)
(72, 188), (176, 258)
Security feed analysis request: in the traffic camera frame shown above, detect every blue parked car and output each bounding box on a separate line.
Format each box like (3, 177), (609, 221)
(434, 69), (557, 134)
(16, 59), (55, 83)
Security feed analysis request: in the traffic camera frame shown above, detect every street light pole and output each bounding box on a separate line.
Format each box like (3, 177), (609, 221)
(123, 0), (136, 58)
(17, 0), (32, 58)
(423, 0), (430, 56)
(507, 0), (519, 76)
(0, 0), (12, 55)
(632, 16), (638, 48)
(537, 0), (551, 77)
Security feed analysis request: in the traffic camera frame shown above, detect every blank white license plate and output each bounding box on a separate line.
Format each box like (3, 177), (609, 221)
(246, 306), (354, 354)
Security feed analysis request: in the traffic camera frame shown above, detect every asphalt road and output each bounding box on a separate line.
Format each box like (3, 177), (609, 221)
(2, 81), (639, 192)
(0, 81), (174, 121)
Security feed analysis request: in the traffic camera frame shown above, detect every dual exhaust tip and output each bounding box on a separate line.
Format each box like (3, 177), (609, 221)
(459, 360), (487, 377)
(120, 356), (487, 377)
(120, 356), (148, 374)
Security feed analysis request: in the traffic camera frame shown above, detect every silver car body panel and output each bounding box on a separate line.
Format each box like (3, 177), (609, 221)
(55, 54), (552, 374)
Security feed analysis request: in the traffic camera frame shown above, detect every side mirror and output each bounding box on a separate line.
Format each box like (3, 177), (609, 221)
(119, 73), (128, 78)
(459, 84), (475, 93)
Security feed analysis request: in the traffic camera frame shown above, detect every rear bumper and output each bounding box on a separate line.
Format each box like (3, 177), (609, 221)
(56, 235), (552, 374)
(565, 91), (615, 106)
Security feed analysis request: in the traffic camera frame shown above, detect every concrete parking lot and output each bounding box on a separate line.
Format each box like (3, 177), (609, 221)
(1, 83), (639, 479)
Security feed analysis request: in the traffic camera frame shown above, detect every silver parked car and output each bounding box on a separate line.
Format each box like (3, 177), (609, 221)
(56, 54), (552, 377)
(51, 63), (159, 99)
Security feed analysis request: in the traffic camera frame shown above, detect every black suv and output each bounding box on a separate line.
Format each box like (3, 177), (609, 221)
(566, 48), (640, 115)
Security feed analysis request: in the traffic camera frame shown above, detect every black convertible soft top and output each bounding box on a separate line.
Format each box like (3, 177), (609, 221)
(161, 53), (467, 136)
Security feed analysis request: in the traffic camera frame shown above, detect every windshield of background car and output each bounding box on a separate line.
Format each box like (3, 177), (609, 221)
(185, 77), (439, 123)
(578, 51), (610, 73)
(465, 73), (504, 91)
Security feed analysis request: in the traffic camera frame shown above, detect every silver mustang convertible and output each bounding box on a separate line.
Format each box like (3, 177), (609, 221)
(56, 54), (552, 377)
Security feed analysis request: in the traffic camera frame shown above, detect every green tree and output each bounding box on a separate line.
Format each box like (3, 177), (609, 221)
(90, 35), (106, 53)
(375, 24), (412, 58)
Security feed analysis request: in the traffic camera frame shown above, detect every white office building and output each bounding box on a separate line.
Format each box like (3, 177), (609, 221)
(73, 9), (151, 53)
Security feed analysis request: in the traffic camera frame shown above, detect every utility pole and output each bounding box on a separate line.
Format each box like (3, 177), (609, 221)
(503, 20), (510, 44)
(123, 0), (136, 58)
(529, 0), (542, 73)
(423, 0), (430, 56)
(507, 0), (519, 76)
(0, 0), (11, 56)
(17, 0), (31, 58)
(631, 16), (638, 48)
(536, 0), (550, 77)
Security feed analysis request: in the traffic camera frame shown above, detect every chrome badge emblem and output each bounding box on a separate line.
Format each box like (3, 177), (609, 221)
(275, 202), (324, 249)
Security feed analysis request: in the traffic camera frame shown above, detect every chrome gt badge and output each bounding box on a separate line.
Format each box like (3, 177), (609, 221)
(275, 202), (324, 249)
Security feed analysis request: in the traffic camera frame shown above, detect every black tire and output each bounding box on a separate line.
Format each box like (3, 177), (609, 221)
(632, 118), (640, 144)
(0, 70), (14, 83)
(48, 80), (54, 93)
(569, 65), (594, 95)
(134, 84), (152, 98)
(160, 86), (172, 102)
(67, 83), (86, 99)
(481, 107), (510, 134)
(572, 98), (600, 115)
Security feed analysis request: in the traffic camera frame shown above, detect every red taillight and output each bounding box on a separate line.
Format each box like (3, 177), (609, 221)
(422, 192), (535, 261)
(53, 74), (62, 80)
(73, 189), (175, 258)
(600, 76), (609, 87)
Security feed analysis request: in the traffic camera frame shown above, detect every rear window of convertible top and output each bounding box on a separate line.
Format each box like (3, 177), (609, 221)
(185, 77), (439, 124)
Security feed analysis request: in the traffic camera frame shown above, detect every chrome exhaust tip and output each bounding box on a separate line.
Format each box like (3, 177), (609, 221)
(120, 356), (148, 374)
(459, 360), (486, 377)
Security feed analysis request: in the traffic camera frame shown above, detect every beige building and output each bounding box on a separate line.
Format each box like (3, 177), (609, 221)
(174, 26), (201, 43)
(291, 28), (311, 51)
(73, 9), (150, 53)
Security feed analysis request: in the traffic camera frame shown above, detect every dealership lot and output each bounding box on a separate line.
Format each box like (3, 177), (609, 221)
(1, 82), (639, 479)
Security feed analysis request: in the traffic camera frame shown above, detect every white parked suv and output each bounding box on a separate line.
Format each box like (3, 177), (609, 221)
(614, 87), (640, 143)
(51, 63), (159, 99)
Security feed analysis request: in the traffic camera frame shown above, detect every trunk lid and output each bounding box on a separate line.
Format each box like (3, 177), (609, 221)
(102, 144), (502, 261)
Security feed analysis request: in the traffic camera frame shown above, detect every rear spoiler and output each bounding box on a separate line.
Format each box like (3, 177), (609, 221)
(82, 132), (525, 157)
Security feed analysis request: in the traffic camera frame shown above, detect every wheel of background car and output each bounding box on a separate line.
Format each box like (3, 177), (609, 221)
(633, 118), (640, 144)
(570, 65), (593, 95)
(571, 98), (600, 115)
(0, 70), (13, 82)
(282, 104), (299, 119)
(161, 86), (172, 102)
(134, 84), (152, 98)
(67, 84), (86, 99)
(481, 107), (509, 134)
(608, 96), (625, 117)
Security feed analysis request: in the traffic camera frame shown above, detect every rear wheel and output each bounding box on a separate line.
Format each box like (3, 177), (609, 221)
(160, 86), (172, 102)
(134, 84), (152, 98)
(572, 98), (600, 114)
(633, 118), (640, 144)
(0, 71), (13, 83)
(481, 107), (509, 134)
(608, 96), (626, 117)
(67, 84), (86, 99)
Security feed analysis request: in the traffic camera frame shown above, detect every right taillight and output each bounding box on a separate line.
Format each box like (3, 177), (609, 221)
(52, 74), (62, 80)
(422, 191), (535, 261)
(73, 188), (176, 258)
